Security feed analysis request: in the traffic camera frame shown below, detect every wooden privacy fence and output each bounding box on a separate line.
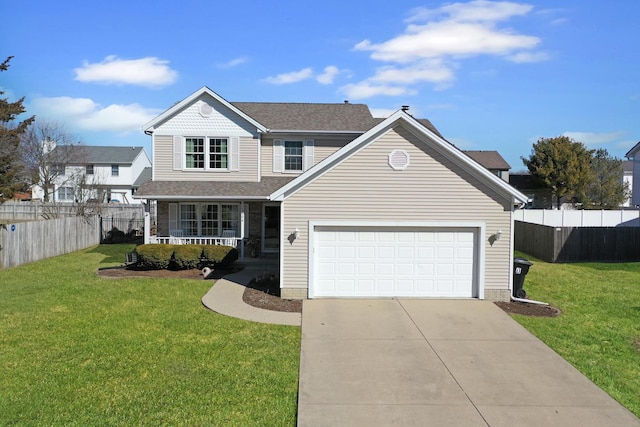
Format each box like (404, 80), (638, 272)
(514, 221), (640, 263)
(0, 217), (100, 269)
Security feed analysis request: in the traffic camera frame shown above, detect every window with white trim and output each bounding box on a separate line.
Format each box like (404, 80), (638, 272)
(284, 141), (303, 171)
(273, 139), (314, 173)
(58, 187), (75, 201)
(111, 164), (119, 176)
(177, 136), (238, 171)
(185, 138), (205, 169)
(209, 138), (228, 169)
(175, 203), (239, 237)
(86, 164), (94, 175)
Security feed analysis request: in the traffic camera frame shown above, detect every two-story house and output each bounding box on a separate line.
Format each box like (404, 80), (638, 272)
(136, 86), (527, 301)
(34, 145), (151, 204)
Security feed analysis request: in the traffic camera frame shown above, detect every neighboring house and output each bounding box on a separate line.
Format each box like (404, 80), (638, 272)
(33, 146), (152, 204)
(509, 173), (553, 209)
(135, 86), (528, 301)
(463, 151), (511, 182)
(622, 159), (634, 207)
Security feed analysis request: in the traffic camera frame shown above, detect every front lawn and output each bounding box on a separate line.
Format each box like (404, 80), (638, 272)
(511, 252), (640, 417)
(0, 244), (300, 426)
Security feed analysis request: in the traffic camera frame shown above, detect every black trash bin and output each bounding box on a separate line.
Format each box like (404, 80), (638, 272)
(513, 257), (533, 298)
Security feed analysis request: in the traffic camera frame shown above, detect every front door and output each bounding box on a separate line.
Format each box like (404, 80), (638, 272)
(262, 204), (280, 253)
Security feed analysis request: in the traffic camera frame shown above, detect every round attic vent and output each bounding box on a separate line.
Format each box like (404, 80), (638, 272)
(388, 149), (410, 170)
(199, 103), (214, 117)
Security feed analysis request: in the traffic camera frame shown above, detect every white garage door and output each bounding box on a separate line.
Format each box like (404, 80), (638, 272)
(312, 226), (476, 298)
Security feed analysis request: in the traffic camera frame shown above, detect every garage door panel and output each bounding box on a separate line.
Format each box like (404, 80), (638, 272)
(313, 227), (476, 298)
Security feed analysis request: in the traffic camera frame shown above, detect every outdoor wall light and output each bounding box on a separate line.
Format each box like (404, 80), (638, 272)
(495, 230), (503, 241)
(294, 228), (300, 239)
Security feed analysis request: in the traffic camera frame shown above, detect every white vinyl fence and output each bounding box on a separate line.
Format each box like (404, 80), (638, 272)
(514, 209), (640, 227)
(0, 217), (100, 269)
(0, 202), (144, 221)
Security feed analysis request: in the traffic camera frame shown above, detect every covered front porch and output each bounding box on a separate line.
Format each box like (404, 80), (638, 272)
(142, 200), (281, 261)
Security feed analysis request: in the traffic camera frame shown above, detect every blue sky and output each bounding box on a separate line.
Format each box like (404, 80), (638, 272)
(3, 0), (639, 171)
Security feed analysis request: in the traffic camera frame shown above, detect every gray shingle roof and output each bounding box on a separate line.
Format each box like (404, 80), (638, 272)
(231, 102), (378, 132)
(134, 177), (296, 199)
(133, 167), (152, 187)
(463, 150), (511, 170)
(52, 146), (146, 164)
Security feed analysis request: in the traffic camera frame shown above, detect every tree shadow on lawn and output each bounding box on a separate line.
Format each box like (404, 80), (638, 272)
(87, 244), (137, 264)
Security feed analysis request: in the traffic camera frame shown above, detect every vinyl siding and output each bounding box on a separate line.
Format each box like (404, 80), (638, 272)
(261, 135), (356, 177)
(153, 134), (259, 181)
(281, 125), (514, 297)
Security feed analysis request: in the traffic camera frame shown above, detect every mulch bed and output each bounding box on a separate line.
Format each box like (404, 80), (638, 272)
(494, 301), (561, 317)
(97, 267), (558, 317)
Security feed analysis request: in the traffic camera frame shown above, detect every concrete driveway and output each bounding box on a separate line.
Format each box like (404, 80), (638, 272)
(297, 299), (639, 427)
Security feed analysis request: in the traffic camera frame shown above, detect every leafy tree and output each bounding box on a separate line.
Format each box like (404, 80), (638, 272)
(0, 56), (35, 202)
(522, 136), (594, 209)
(584, 148), (629, 209)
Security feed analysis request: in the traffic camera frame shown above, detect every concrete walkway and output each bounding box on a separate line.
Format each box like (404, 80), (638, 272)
(298, 299), (640, 427)
(201, 265), (301, 326)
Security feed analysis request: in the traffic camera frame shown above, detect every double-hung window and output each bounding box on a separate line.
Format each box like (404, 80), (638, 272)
(111, 164), (119, 176)
(86, 164), (94, 175)
(175, 203), (239, 237)
(209, 138), (228, 169)
(185, 138), (205, 169)
(273, 139), (313, 173)
(176, 136), (237, 171)
(58, 187), (74, 201)
(284, 141), (303, 171)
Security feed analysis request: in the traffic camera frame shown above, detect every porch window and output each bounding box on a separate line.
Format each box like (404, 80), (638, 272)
(284, 140), (303, 171)
(221, 204), (239, 235)
(209, 138), (228, 169)
(185, 138), (205, 169)
(180, 204), (198, 236)
(173, 203), (239, 236)
(201, 204), (219, 236)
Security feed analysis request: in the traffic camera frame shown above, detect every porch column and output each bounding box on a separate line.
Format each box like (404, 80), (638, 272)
(240, 201), (245, 261)
(143, 202), (150, 244)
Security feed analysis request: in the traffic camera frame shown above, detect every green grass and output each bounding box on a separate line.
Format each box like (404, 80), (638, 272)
(512, 251), (640, 417)
(0, 244), (300, 426)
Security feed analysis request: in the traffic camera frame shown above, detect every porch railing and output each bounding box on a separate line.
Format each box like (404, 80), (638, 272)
(149, 236), (241, 247)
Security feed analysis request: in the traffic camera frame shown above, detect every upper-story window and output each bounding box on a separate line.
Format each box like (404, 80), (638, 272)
(284, 141), (303, 171)
(185, 138), (205, 168)
(53, 164), (65, 175)
(209, 138), (228, 169)
(111, 164), (119, 177)
(175, 136), (238, 171)
(86, 164), (94, 175)
(273, 139), (314, 173)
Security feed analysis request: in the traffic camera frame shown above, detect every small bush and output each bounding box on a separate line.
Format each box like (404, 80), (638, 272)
(172, 245), (204, 270)
(135, 244), (174, 270)
(202, 245), (239, 267)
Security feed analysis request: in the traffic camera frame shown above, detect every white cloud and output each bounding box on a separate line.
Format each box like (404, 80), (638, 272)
(218, 57), (248, 69)
(350, 1), (547, 98)
(562, 131), (627, 147)
(74, 55), (178, 87)
(508, 51), (551, 63)
(31, 96), (159, 133)
(264, 67), (314, 84)
(316, 66), (342, 84)
(341, 82), (416, 100)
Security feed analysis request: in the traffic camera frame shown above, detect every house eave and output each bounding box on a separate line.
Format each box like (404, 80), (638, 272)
(132, 195), (271, 201)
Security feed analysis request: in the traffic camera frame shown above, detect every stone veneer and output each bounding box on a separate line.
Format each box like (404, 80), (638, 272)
(280, 288), (308, 300)
(484, 288), (511, 302)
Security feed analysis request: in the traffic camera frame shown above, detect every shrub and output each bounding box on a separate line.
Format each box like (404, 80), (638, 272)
(135, 244), (174, 270)
(202, 245), (239, 267)
(172, 245), (204, 270)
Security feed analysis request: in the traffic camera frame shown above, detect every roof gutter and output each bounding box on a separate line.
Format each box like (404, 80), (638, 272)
(132, 195), (271, 201)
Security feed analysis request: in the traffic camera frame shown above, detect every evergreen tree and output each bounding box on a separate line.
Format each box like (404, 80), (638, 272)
(0, 57), (35, 202)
